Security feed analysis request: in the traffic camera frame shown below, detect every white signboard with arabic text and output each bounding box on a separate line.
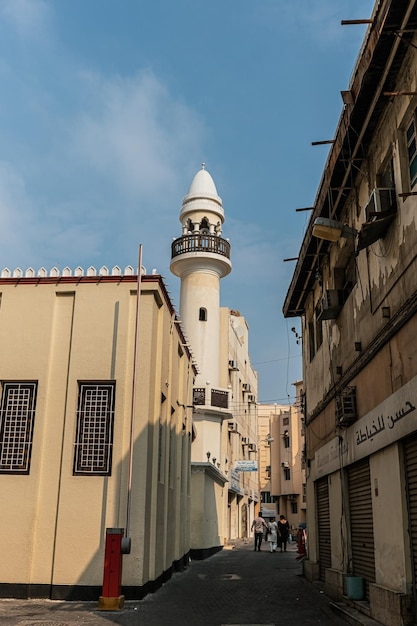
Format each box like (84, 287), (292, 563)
(312, 374), (417, 480)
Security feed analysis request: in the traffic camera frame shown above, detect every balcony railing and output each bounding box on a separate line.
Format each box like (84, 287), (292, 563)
(193, 387), (229, 409)
(171, 234), (231, 260)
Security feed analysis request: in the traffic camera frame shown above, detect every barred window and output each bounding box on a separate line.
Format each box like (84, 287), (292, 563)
(406, 115), (417, 189)
(0, 382), (38, 474)
(73, 382), (115, 475)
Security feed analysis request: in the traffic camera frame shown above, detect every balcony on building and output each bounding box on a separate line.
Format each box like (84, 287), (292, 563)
(171, 233), (231, 261)
(193, 386), (229, 410)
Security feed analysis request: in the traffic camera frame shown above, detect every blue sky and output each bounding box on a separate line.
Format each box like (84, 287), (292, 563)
(0, 0), (375, 403)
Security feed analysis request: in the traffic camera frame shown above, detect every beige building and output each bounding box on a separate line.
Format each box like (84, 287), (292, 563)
(284, 1), (417, 624)
(0, 266), (195, 600)
(258, 383), (306, 533)
(221, 308), (259, 541)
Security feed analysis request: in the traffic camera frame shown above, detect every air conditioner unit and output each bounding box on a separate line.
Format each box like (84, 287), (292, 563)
(247, 394), (255, 403)
(336, 386), (357, 426)
(228, 360), (239, 371)
(248, 443), (257, 452)
(228, 420), (238, 433)
(365, 188), (396, 222)
(317, 289), (343, 321)
(241, 436), (248, 444)
(281, 461), (289, 468)
(242, 383), (251, 392)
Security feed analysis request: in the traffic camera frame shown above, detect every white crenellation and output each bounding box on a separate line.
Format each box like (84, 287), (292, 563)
(0, 265), (148, 278)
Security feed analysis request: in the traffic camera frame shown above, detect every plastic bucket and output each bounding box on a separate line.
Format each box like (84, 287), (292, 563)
(346, 576), (365, 600)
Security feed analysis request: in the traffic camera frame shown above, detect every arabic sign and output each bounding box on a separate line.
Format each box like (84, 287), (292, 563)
(230, 468), (245, 495)
(312, 375), (417, 480)
(261, 506), (277, 518)
(355, 400), (415, 446)
(235, 460), (258, 472)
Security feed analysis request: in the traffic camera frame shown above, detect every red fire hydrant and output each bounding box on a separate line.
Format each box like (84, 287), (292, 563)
(98, 528), (125, 610)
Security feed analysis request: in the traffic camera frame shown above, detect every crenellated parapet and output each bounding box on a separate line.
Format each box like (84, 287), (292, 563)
(0, 265), (147, 279)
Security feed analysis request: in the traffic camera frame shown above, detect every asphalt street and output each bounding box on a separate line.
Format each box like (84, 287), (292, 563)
(0, 540), (353, 626)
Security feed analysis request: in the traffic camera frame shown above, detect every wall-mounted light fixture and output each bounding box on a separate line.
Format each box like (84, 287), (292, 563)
(206, 451), (211, 461)
(312, 217), (357, 242)
(259, 435), (274, 445)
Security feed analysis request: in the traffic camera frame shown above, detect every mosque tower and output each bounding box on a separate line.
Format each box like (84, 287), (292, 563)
(170, 164), (232, 388)
(170, 164), (232, 464)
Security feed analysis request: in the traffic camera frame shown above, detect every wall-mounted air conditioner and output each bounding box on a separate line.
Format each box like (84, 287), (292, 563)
(242, 383), (251, 392)
(228, 360), (239, 371)
(336, 386), (357, 426)
(281, 461), (289, 468)
(248, 443), (257, 452)
(241, 436), (248, 444)
(247, 394), (256, 403)
(228, 420), (239, 433)
(317, 289), (343, 321)
(365, 188), (396, 222)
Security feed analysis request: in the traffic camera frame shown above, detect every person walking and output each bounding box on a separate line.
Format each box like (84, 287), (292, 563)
(278, 514), (290, 552)
(266, 517), (279, 552)
(251, 512), (268, 552)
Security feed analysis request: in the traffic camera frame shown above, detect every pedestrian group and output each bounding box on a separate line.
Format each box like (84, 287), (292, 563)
(251, 513), (290, 553)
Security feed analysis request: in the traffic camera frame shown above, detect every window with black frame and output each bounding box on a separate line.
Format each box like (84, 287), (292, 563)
(0, 382), (38, 474)
(73, 382), (115, 476)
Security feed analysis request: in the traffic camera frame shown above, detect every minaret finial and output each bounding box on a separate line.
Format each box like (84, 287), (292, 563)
(201, 162), (206, 170)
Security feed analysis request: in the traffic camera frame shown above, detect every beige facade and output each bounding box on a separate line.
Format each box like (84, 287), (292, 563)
(284, 2), (417, 624)
(258, 385), (306, 533)
(220, 308), (259, 541)
(0, 269), (194, 600)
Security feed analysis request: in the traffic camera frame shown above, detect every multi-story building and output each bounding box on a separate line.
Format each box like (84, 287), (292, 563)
(170, 166), (259, 556)
(258, 382), (306, 534)
(257, 402), (286, 518)
(0, 265), (195, 601)
(222, 308), (259, 541)
(284, 1), (417, 624)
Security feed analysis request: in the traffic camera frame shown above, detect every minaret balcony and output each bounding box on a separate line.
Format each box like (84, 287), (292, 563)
(171, 234), (231, 260)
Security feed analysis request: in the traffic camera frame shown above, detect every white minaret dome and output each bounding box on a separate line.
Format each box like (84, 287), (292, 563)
(180, 163), (225, 225)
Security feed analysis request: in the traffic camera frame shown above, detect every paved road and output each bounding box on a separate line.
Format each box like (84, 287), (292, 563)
(0, 541), (349, 626)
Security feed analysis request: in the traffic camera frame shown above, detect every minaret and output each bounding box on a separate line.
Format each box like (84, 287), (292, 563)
(170, 165), (232, 389)
(171, 166), (232, 552)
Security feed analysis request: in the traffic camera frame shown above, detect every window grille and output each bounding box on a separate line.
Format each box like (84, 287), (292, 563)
(73, 383), (115, 475)
(407, 116), (417, 189)
(0, 382), (38, 474)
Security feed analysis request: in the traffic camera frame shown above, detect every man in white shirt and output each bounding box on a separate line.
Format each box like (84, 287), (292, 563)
(251, 513), (268, 551)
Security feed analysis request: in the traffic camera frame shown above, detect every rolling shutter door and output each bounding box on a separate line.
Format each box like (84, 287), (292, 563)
(348, 459), (375, 594)
(404, 434), (417, 603)
(316, 476), (331, 582)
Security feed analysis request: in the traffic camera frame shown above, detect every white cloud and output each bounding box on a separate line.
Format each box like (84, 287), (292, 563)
(0, 0), (52, 40)
(72, 70), (205, 204)
(0, 162), (33, 256)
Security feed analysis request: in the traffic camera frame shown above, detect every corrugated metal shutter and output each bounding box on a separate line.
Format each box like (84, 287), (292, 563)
(317, 476), (331, 582)
(404, 434), (417, 601)
(348, 459), (375, 594)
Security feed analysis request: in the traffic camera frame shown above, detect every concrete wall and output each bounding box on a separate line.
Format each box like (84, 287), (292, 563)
(0, 275), (193, 598)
